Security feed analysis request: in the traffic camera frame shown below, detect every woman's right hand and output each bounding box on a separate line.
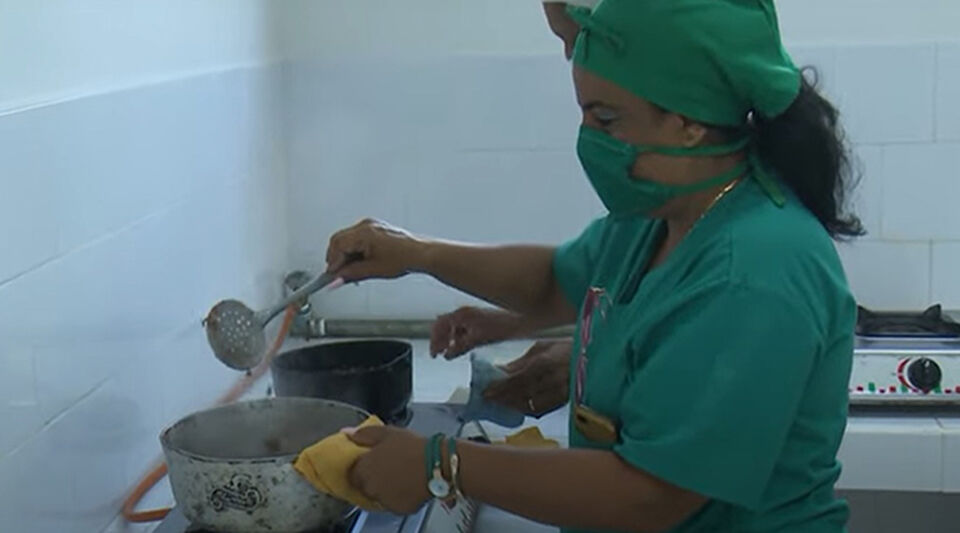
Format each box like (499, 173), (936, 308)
(326, 218), (426, 282)
(485, 340), (573, 418)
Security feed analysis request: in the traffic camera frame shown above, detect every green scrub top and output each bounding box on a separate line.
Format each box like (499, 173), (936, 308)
(553, 178), (855, 533)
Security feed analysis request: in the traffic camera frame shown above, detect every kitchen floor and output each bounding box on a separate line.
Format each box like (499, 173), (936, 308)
(840, 490), (960, 533)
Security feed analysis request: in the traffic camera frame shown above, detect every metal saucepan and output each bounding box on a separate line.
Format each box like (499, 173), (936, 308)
(271, 340), (413, 424)
(160, 397), (368, 533)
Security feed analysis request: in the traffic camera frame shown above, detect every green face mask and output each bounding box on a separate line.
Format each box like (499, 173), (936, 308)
(577, 125), (751, 218)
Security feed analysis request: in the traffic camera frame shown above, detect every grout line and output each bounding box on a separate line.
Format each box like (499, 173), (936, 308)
(933, 43), (941, 142)
(0, 197), (191, 292)
(929, 240), (935, 305)
(0, 174), (245, 293)
(459, 147), (574, 154)
(0, 375), (113, 460)
(875, 146), (885, 240)
(0, 61), (283, 118)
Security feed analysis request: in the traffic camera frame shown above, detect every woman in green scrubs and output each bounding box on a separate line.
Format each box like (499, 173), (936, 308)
(327, 1), (861, 531)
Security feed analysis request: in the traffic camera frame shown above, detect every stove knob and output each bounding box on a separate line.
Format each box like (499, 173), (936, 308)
(907, 358), (942, 393)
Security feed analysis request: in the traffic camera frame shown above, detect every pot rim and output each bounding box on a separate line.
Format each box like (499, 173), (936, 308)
(159, 397), (370, 463)
(271, 339), (413, 375)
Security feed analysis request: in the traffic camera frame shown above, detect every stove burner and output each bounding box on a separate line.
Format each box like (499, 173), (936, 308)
(185, 512), (357, 533)
(856, 304), (960, 338)
(388, 407), (413, 427)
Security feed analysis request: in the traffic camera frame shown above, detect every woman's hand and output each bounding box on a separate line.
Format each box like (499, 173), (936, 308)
(485, 340), (572, 418)
(430, 306), (525, 360)
(543, 3), (581, 59)
(326, 218), (427, 282)
(347, 426), (431, 515)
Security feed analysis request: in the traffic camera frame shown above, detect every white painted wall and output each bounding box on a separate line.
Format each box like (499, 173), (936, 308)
(0, 2), (288, 532)
(278, 0), (960, 58)
(778, 0), (960, 44)
(0, 0), (282, 111)
(280, 0), (960, 316)
(1, 1), (958, 531)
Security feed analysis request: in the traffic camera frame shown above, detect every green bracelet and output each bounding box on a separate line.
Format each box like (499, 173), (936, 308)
(425, 433), (452, 500)
(425, 433), (441, 483)
(433, 434), (444, 470)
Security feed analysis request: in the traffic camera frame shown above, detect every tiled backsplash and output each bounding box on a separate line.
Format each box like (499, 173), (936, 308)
(286, 42), (960, 316)
(0, 66), (289, 531)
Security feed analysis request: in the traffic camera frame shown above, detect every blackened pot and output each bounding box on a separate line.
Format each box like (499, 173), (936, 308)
(270, 340), (413, 424)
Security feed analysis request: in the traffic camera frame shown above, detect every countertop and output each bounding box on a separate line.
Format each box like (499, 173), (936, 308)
(105, 339), (960, 532)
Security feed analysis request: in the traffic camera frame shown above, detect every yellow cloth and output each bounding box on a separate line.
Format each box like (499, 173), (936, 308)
(293, 415), (384, 511)
(500, 426), (560, 449)
(295, 419), (557, 512)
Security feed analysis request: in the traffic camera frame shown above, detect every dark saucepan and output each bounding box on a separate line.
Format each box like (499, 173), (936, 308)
(270, 340), (413, 423)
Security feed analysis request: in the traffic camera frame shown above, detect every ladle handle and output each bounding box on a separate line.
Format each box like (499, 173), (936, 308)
(262, 254), (362, 324)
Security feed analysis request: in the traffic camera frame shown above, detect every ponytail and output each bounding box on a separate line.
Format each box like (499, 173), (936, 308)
(754, 69), (864, 238)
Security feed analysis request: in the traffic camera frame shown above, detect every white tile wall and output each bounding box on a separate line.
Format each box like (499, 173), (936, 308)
(789, 45), (839, 101)
(937, 43), (960, 142)
(881, 143), (960, 240)
(286, 42), (960, 315)
(285, 55), (602, 319)
(851, 145), (884, 239)
(932, 244), (960, 310)
(835, 241), (932, 310)
(835, 44), (937, 145)
(0, 66), (288, 532)
(452, 55), (580, 151)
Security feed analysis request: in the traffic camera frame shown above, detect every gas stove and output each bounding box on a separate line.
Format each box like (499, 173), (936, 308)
(152, 403), (486, 533)
(851, 305), (960, 406)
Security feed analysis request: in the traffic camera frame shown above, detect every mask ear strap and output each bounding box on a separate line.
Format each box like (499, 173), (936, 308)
(640, 136), (751, 158)
(749, 148), (786, 207)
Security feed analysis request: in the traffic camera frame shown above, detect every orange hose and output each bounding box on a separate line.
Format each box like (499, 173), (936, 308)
(122, 305), (299, 523)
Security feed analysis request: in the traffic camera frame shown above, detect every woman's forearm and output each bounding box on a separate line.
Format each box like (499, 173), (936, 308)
(454, 443), (705, 533)
(415, 241), (576, 323)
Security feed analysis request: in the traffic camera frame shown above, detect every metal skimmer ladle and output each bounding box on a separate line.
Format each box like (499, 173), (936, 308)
(204, 270), (344, 370)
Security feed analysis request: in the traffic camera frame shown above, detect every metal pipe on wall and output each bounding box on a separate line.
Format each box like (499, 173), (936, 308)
(293, 318), (575, 340)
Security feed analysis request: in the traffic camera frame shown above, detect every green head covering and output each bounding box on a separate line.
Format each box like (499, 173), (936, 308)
(569, 0), (801, 126)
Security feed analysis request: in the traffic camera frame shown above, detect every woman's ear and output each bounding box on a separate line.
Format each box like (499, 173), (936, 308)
(680, 118), (709, 148)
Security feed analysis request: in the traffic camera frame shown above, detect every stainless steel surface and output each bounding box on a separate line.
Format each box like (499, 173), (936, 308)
(205, 271), (341, 370)
(160, 398), (368, 532)
(851, 337), (960, 406)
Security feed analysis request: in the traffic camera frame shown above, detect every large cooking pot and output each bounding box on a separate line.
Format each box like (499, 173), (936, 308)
(271, 340), (412, 423)
(160, 397), (368, 533)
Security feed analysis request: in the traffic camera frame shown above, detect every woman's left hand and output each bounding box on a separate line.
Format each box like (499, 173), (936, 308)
(347, 426), (432, 515)
(543, 3), (581, 59)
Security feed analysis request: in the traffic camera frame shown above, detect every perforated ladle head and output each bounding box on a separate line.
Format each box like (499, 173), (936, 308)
(204, 271), (343, 370)
(203, 299), (268, 370)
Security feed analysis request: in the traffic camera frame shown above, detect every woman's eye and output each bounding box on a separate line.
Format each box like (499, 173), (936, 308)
(593, 110), (619, 128)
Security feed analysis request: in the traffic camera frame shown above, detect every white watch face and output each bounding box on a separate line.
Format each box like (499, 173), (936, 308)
(428, 477), (451, 499)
